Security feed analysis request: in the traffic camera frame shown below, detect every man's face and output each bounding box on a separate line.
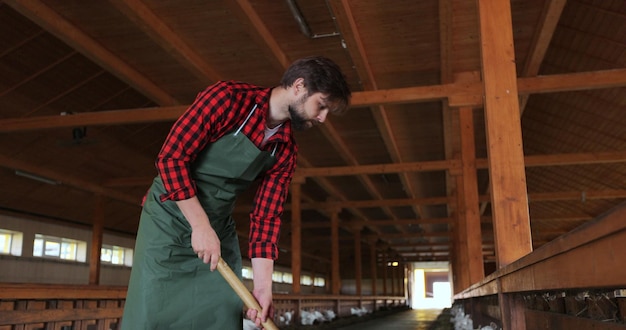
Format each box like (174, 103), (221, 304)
(288, 92), (331, 131)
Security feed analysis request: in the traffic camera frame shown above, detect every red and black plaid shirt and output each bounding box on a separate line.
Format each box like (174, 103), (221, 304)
(155, 80), (297, 260)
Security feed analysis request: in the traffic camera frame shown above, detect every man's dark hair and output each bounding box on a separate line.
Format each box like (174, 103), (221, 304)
(280, 56), (351, 114)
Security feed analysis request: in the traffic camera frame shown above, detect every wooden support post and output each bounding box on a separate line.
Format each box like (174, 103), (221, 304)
(290, 176), (304, 294)
(329, 204), (341, 295)
(477, 0), (532, 329)
(352, 224), (363, 296)
(382, 251), (388, 295)
(391, 258), (397, 296)
(369, 239), (378, 296)
(459, 106), (485, 284)
(476, 0), (532, 268)
(399, 262), (403, 297)
(89, 194), (104, 285)
(453, 175), (471, 292)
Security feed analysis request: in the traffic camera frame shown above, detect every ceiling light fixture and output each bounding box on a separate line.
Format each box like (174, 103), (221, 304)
(15, 170), (61, 185)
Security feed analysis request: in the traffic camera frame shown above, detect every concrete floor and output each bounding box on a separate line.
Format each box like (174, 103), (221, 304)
(335, 309), (448, 330)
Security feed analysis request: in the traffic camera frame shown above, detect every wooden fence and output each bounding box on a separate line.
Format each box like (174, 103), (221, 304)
(0, 284), (405, 329)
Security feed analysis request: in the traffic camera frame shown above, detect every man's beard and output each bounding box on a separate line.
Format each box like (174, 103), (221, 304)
(288, 105), (311, 131)
(288, 94), (313, 131)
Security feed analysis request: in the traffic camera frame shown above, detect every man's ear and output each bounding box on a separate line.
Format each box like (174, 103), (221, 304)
(293, 77), (305, 96)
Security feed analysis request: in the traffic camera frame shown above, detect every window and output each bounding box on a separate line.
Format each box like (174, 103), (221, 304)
(300, 275), (312, 286)
(101, 244), (133, 267)
(282, 272), (293, 284)
(314, 277), (325, 287)
(33, 234), (86, 262)
(272, 271), (283, 283)
(0, 229), (23, 256)
(242, 266), (253, 279)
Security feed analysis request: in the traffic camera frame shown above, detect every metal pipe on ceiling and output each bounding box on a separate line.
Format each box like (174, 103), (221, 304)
(286, 0), (340, 39)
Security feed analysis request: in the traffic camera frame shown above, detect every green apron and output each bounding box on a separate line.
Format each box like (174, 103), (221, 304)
(122, 104), (277, 329)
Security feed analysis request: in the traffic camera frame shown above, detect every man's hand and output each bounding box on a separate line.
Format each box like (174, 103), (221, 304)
(191, 222), (221, 270)
(247, 286), (274, 328)
(176, 196), (221, 270)
(247, 258), (275, 328)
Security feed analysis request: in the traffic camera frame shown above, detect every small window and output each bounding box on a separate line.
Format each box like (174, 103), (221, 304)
(101, 245), (133, 266)
(282, 272), (293, 284)
(272, 271), (283, 283)
(314, 277), (326, 287)
(242, 266), (254, 279)
(301, 275), (312, 286)
(33, 234), (86, 262)
(0, 229), (23, 256)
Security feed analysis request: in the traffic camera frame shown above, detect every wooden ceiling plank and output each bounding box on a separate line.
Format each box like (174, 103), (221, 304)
(0, 154), (138, 205)
(4, 0), (179, 106)
(225, 0), (290, 72)
(0, 51), (76, 99)
(23, 71), (106, 117)
(108, 0), (222, 85)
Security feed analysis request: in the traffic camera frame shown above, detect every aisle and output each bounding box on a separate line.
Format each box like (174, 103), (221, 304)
(335, 309), (448, 330)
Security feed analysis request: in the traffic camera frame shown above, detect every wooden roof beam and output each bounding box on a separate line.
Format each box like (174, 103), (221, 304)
(2, 67), (625, 132)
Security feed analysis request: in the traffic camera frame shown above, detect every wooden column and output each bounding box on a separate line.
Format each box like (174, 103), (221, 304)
(290, 176), (304, 294)
(477, 0), (532, 267)
(369, 239), (378, 296)
(453, 180), (470, 293)
(330, 205), (341, 295)
(477, 0), (532, 328)
(352, 224), (363, 296)
(382, 250), (388, 295)
(459, 106), (485, 283)
(391, 259), (397, 296)
(450, 211), (467, 294)
(89, 194), (104, 285)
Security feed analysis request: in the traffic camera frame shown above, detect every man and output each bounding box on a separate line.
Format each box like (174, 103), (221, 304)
(122, 56), (351, 329)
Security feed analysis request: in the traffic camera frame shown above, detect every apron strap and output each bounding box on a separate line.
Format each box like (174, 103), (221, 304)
(234, 104), (258, 136)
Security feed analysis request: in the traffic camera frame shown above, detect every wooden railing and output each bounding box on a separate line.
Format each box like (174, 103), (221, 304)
(453, 201), (626, 329)
(0, 284), (126, 330)
(0, 283), (405, 329)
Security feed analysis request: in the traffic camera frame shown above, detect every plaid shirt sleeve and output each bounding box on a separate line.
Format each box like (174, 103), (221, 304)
(155, 82), (235, 202)
(248, 138), (297, 260)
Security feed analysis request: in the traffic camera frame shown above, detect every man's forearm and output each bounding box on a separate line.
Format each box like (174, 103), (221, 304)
(251, 257), (274, 290)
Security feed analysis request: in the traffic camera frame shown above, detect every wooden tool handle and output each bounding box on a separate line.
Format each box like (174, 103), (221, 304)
(216, 257), (279, 330)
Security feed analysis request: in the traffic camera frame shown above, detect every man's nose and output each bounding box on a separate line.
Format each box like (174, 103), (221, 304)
(317, 110), (329, 123)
